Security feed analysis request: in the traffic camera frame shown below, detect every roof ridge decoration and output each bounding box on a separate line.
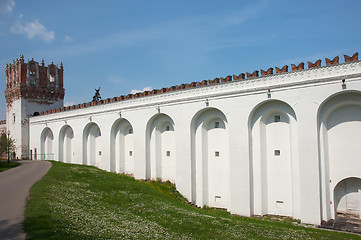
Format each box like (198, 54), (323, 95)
(325, 56), (339, 66)
(39, 52), (359, 116)
(344, 52), (358, 62)
(307, 59), (322, 69)
(275, 65), (288, 74)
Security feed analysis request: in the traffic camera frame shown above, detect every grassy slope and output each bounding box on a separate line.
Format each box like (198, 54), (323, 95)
(24, 162), (360, 239)
(0, 161), (20, 172)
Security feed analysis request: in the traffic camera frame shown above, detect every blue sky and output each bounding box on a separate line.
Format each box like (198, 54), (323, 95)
(0, 0), (360, 120)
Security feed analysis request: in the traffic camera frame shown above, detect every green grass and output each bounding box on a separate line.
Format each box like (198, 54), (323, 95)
(24, 161), (360, 239)
(0, 161), (20, 172)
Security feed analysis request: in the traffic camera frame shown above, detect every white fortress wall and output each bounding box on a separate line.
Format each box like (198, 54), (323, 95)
(29, 59), (361, 225)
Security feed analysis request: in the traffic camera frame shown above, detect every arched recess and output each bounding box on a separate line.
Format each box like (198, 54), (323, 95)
(83, 122), (102, 167)
(191, 107), (229, 209)
(334, 177), (361, 218)
(40, 127), (54, 160)
(59, 125), (74, 163)
(146, 113), (176, 183)
(249, 100), (298, 217)
(318, 91), (361, 220)
(110, 118), (134, 174)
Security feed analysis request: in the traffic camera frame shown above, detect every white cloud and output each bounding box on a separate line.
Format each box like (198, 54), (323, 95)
(106, 76), (125, 84)
(130, 86), (152, 94)
(64, 35), (72, 43)
(29, 1), (269, 58)
(64, 101), (75, 107)
(11, 20), (54, 42)
(0, 0), (15, 13)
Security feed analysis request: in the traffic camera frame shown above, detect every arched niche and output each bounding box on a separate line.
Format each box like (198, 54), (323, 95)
(83, 122), (101, 167)
(318, 91), (361, 220)
(145, 113), (176, 183)
(40, 127), (54, 160)
(334, 177), (361, 218)
(190, 107), (229, 209)
(249, 100), (298, 217)
(110, 118), (134, 174)
(59, 125), (74, 163)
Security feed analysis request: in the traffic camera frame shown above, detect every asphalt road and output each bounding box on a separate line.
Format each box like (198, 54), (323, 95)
(0, 160), (52, 240)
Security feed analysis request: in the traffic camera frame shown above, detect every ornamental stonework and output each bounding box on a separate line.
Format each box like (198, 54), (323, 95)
(5, 56), (65, 105)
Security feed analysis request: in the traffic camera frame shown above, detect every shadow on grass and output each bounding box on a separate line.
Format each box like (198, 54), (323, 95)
(0, 161), (20, 172)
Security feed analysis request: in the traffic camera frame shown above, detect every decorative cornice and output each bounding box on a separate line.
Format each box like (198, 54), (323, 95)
(36, 52), (359, 116)
(30, 60), (361, 124)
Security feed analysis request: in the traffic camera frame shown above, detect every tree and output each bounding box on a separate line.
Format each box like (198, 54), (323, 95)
(92, 87), (101, 102)
(0, 133), (16, 162)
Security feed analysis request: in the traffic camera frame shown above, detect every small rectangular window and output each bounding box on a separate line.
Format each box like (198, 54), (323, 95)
(166, 151), (171, 156)
(274, 150), (280, 156)
(13, 114), (15, 123)
(129, 128), (133, 134)
(215, 151), (220, 157)
(215, 121), (220, 128)
(274, 115), (280, 122)
(129, 151), (133, 156)
(276, 200), (284, 208)
(166, 126), (170, 131)
(99, 151), (102, 156)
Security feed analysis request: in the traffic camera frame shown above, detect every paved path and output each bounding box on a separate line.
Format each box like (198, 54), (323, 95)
(0, 160), (52, 240)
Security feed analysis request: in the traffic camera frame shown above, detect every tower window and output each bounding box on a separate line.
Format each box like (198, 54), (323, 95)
(129, 151), (133, 156)
(274, 115), (281, 122)
(13, 114), (15, 123)
(165, 125), (170, 131)
(274, 150), (280, 156)
(166, 151), (171, 156)
(215, 121), (220, 128)
(129, 128), (133, 134)
(215, 151), (220, 157)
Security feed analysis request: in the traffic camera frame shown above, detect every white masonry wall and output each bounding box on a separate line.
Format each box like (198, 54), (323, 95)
(29, 60), (361, 225)
(7, 98), (63, 158)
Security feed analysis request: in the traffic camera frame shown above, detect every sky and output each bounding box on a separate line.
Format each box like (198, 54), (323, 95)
(0, 0), (360, 120)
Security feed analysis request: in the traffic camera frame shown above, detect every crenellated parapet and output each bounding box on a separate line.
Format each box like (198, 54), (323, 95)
(5, 56), (64, 107)
(291, 62), (305, 71)
(38, 52), (359, 116)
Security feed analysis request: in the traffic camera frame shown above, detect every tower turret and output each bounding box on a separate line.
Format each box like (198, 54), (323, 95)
(5, 57), (65, 159)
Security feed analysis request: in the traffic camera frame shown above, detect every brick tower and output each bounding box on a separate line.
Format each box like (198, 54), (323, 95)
(5, 56), (64, 159)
